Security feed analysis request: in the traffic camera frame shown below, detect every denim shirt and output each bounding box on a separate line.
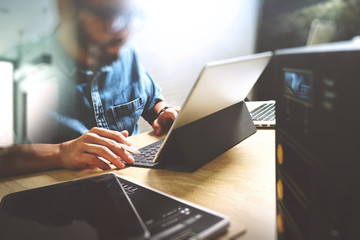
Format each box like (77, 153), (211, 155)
(14, 34), (163, 143)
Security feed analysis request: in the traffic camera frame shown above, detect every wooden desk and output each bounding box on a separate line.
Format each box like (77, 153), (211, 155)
(0, 130), (276, 240)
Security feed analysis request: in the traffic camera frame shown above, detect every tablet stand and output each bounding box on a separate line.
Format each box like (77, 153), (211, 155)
(157, 101), (257, 172)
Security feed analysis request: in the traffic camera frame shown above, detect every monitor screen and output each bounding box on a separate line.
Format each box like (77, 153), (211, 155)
(283, 68), (313, 104)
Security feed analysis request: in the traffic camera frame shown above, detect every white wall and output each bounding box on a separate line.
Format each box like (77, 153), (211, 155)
(132, 0), (262, 131)
(0, 0), (262, 133)
(0, 0), (57, 55)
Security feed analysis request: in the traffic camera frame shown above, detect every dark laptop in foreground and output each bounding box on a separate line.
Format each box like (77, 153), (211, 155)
(0, 173), (230, 240)
(132, 52), (273, 172)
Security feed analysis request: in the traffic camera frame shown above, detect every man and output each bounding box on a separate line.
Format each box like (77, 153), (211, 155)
(0, 0), (179, 177)
(44, 0), (179, 141)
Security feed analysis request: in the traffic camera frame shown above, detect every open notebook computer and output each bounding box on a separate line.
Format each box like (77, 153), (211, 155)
(131, 51), (273, 171)
(243, 20), (338, 130)
(246, 100), (276, 128)
(243, 19), (337, 130)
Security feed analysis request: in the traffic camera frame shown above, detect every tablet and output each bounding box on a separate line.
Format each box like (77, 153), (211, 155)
(0, 173), (230, 239)
(0, 173), (149, 240)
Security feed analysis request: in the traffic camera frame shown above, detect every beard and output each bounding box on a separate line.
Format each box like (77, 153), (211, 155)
(76, 25), (125, 68)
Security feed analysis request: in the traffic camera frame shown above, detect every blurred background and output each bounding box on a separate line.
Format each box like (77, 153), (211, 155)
(0, 0), (359, 141)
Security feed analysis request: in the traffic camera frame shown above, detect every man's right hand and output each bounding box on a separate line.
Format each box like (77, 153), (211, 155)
(59, 127), (135, 170)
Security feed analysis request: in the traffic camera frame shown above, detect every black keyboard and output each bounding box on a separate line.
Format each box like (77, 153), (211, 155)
(129, 139), (164, 168)
(250, 103), (275, 121)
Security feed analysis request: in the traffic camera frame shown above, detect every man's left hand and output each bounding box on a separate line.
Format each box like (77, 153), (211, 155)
(152, 106), (180, 135)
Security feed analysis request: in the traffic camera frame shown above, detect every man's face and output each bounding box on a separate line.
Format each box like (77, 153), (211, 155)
(74, 0), (133, 66)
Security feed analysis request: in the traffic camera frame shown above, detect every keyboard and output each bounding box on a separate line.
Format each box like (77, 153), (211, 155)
(130, 139), (164, 168)
(250, 102), (275, 121)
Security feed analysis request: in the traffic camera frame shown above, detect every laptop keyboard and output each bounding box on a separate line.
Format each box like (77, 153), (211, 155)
(250, 102), (275, 121)
(129, 139), (164, 168)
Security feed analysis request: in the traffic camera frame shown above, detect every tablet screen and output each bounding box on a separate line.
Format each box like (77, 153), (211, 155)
(0, 174), (149, 240)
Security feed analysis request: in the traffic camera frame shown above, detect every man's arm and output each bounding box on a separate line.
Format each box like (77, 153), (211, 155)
(0, 127), (135, 178)
(0, 144), (62, 178)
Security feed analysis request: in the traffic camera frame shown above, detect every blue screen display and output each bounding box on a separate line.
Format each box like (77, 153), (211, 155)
(284, 69), (313, 103)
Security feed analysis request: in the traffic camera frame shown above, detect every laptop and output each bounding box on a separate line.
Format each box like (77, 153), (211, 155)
(246, 100), (276, 128)
(0, 173), (230, 240)
(241, 20), (337, 130)
(132, 51), (273, 171)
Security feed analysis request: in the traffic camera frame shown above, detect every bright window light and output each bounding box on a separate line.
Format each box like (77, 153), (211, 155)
(0, 61), (14, 145)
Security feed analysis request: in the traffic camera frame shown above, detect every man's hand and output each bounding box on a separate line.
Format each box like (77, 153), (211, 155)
(59, 127), (135, 170)
(152, 106), (180, 136)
